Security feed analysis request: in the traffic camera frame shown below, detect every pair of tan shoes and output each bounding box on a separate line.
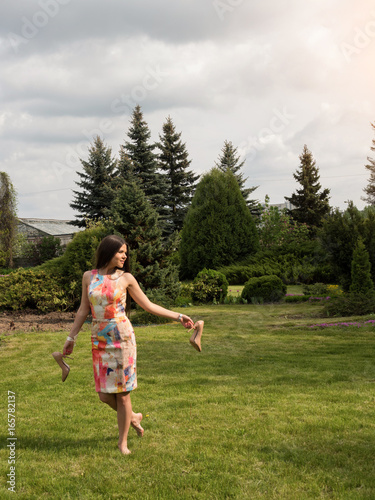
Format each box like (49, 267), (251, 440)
(189, 320), (204, 352)
(51, 352), (71, 382)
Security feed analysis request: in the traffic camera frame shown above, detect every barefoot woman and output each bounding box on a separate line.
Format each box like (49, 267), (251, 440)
(61, 235), (194, 455)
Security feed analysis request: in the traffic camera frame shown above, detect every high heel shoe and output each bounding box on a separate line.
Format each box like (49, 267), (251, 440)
(189, 320), (204, 352)
(52, 352), (71, 382)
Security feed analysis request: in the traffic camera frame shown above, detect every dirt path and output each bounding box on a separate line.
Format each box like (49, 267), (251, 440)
(0, 311), (76, 334)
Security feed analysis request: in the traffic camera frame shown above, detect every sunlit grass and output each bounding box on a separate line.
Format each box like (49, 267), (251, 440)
(1, 303), (375, 499)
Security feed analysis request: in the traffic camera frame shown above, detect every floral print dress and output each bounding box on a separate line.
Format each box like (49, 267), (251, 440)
(88, 269), (137, 393)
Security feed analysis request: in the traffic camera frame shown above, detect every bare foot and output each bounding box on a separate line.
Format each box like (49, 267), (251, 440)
(131, 412), (144, 437)
(118, 443), (131, 455)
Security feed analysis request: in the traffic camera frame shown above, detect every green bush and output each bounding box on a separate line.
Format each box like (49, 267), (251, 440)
(218, 251), (335, 286)
(174, 282), (193, 307)
(302, 283), (328, 297)
(323, 293), (375, 317)
(0, 269), (73, 312)
(24, 235), (63, 266)
(241, 275), (286, 303)
(191, 268), (228, 304)
(284, 294), (311, 303)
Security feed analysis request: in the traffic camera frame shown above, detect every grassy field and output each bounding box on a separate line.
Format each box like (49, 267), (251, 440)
(1, 301), (375, 499)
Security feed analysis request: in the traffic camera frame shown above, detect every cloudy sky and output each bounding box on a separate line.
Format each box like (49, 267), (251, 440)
(1, 0), (374, 219)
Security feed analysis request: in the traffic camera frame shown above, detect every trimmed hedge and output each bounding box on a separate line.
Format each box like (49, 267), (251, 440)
(218, 255), (334, 286)
(241, 275), (286, 303)
(191, 268), (228, 304)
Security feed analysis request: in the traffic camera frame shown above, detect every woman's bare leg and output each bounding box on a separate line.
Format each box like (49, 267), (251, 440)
(98, 392), (117, 410)
(98, 392), (144, 436)
(116, 392), (132, 454)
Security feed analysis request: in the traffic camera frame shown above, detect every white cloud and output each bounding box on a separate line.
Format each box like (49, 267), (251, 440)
(0, 0), (374, 217)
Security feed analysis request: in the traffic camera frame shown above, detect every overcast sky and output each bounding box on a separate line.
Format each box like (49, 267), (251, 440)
(1, 0), (374, 219)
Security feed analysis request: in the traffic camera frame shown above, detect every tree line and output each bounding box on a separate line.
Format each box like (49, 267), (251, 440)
(1, 110), (375, 298)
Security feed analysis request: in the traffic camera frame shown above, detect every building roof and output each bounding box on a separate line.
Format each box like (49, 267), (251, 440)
(18, 218), (83, 236)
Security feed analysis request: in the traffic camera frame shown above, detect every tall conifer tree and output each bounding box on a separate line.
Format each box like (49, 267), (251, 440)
(215, 140), (260, 215)
(121, 105), (167, 219)
(70, 136), (117, 227)
(285, 145), (330, 232)
(156, 116), (199, 236)
(362, 122), (375, 205)
(110, 181), (179, 300)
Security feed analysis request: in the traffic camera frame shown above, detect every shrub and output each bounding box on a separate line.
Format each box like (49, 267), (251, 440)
(0, 269), (72, 312)
(302, 283), (328, 296)
(24, 235), (63, 266)
(241, 275), (286, 303)
(284, 294), (311, 303)
(323, 293), (375, 317)
(191, 268), (228, 304)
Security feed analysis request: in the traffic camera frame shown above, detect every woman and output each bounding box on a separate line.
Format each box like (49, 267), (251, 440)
(55, 234), (199, 455)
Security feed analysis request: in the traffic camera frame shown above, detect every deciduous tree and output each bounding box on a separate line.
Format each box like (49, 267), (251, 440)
(0, 172), (17, 267)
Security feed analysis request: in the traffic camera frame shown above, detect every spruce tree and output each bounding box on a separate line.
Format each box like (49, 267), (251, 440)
(70, 136), (117, 227)
(350, 238), (374, 295)
(362, 122), (375, 205)
(110, 181), (180, 300)
(0, 172), (17, 267)
(180, 168), (259, 279)
(156, 116), (199, 236)
(215, 140), (260, 216)
(285, 145), (330, 232)
(121, 105), (167, 219)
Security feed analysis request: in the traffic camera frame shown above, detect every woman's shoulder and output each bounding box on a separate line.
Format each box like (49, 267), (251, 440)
(83, 269), (96, 282)
(120, 271), (135, 282)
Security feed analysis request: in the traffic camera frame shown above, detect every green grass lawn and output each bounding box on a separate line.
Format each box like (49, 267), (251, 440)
(1, 302), (375, 499)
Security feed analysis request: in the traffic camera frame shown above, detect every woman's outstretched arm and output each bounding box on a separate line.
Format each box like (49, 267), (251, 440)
(125, 273), (194, 328)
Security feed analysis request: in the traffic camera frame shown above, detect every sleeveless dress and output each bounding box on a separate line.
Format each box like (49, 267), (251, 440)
(88, 269), (137, 394)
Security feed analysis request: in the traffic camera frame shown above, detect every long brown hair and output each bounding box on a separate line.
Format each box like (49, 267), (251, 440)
(95, 235), (131, 313)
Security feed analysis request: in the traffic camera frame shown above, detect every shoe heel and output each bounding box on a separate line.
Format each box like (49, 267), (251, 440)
(52, 352), (71, 382)
(189, 320), (204, 352)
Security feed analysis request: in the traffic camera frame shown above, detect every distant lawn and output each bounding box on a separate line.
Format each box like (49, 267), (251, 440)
(1, 302), (375, 499)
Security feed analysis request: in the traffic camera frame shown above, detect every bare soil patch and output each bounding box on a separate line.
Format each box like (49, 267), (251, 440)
(0, 310), (76, 334)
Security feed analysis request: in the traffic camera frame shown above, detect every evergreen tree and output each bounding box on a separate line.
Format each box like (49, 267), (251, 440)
(215, 140), (261, 215)
(362, 122), (375, 205)
(121, 105), (167, 218)
(110, 181), (180, 301)
(319, 201), (375, 290)
(156, 116), (199, 236)
(180, 168), (259, 279)
(350, 238), (374, 295)
(70, 136), (117, 227)
(0, 172), (17, 267)
(285, 145), (330, 232)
